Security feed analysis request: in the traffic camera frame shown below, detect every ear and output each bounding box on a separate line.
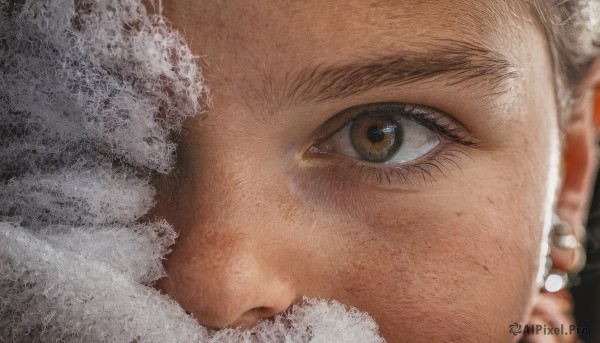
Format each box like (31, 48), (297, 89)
(552, 60), (600, 271)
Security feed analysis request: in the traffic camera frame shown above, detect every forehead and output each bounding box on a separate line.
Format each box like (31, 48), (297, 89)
(163, 0), (530, 59)
(160, 0), (554, 132)
(161, 0), (551, 124)
(163, 1), (541, 97)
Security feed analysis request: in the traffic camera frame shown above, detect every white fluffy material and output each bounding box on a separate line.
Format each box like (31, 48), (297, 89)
(0, 0), (385, 342)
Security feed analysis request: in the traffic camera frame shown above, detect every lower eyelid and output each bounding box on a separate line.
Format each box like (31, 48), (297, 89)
(302, 140), (471, 189)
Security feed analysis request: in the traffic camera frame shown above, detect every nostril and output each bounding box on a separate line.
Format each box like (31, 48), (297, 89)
(250, 306), (280, 318)
(232, 305), (291, 330)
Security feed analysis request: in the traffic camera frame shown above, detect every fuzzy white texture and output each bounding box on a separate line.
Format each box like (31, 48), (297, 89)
(0, 0), (385, 342)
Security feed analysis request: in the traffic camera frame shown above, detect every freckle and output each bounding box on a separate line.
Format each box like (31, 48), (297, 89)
(483, 265), (489, 272)
(486, 196), (495, 205)
(454, 211), (463, 217)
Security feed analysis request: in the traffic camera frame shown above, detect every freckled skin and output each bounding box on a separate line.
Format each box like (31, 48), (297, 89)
(147, 1), (575, 342)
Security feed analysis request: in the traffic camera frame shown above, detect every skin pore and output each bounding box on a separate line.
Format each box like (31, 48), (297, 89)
(148, 1), (599, 342)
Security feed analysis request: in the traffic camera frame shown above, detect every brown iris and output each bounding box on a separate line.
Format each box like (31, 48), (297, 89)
(350, 114), (403, 162)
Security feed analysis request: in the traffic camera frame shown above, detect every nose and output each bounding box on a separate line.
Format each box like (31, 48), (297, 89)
(158, 225), (298, 329)
(154, 165), (299, 330)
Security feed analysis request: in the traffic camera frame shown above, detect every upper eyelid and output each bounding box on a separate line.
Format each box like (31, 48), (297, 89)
(311, 102), (477, 148)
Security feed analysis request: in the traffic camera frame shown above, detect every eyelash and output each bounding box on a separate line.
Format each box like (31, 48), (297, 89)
(306, 102), (478, 187)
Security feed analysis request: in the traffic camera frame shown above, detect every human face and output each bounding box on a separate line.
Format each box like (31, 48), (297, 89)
(151, 1), (560, 342)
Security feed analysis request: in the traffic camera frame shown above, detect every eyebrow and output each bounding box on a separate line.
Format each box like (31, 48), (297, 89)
(277, 40), (520, 107)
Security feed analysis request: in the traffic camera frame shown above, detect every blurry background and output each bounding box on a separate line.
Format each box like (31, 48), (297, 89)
(572, 161), (600, 342)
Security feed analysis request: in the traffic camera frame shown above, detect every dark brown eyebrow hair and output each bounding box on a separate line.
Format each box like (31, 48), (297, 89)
(277, 39), (520, 107)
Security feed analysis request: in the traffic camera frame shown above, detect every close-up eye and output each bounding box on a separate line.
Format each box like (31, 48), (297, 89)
(309, 103), (473, 165)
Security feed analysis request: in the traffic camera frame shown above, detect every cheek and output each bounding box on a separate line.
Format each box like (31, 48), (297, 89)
(310, 175), (545, 341)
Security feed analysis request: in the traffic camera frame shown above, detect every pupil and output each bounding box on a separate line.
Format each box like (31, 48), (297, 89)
(367, 126), (385, 142)
(350, 115), (403, 163)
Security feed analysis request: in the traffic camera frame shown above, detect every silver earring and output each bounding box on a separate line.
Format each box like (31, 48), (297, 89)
(551, 215), (580, 250)
(542, 214), (587, 292)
